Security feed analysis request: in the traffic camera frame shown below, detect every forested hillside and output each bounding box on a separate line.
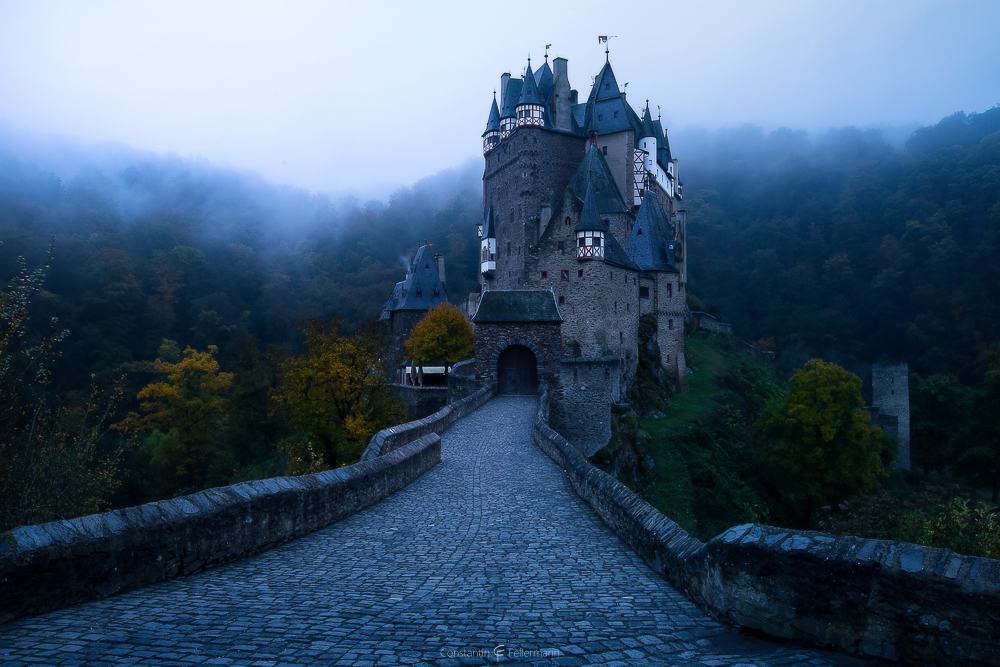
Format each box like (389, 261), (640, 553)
(2, 106), (998, 529)
(0, 146), (483, 393)
(682, 107), (1000, 383)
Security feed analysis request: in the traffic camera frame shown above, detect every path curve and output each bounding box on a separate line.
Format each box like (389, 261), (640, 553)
(0, 396), (877, 666)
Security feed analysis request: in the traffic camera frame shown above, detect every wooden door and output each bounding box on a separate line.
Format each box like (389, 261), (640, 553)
(497, 345), (538, 395)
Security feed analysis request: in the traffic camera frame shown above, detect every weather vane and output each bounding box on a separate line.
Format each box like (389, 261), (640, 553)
(544, 44), (551, 63)
(597, 35), (617, 60)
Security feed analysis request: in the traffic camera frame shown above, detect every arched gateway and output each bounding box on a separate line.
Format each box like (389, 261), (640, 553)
(497, 344), (538, 395)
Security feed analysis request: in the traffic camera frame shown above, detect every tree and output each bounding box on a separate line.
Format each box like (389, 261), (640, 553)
(0, 243), (133, 530)
(910, 373), (973, 474)
(957, 343), (1000, 504)
(274, 318), (404, 470)
(405, 302), (475, 367)
(756, 359), (885, 526)
(135, 343), (233, 494)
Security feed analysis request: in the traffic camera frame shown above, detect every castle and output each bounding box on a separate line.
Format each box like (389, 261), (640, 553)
(460, 51), (690, 453)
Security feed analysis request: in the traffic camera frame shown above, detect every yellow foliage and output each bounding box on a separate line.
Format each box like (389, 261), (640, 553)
(405, 302), (474, 365)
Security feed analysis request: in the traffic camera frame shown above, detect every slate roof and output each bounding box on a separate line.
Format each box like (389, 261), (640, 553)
(638, 104), (657, 140)
(576, 181), (605, 232)
(472, 290), (563, 323)
(534, 62), (553, 102)
(517, 63), (541, 107)
(626, 193), (678, 273)
(566, 145), (629, 214)
(383, 245), (448, 312)
(483, 96), (500, 136)
(500, 78), (522, 119)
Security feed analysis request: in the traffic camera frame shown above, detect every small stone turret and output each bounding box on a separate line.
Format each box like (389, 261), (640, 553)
(480, 205), (497, 277)
(872, 362), (911, 471)
(575, 181), (606, 261)
(483, 95), (501, 154)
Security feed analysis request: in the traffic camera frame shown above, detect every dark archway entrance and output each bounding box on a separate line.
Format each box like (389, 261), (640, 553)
(497, 345), (538, 395)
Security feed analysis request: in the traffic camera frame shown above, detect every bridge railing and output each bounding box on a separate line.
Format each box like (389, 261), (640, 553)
(531, 387), (1000, 667)
(361, 381), (496, 460)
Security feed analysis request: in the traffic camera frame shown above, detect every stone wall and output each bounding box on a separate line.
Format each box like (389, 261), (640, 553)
(471, 321), (562, 387)
(361, 383), (496, 460)
(447, 358), (478, 403)
(550, 357), (620, 456)
(0, 433), (442, 625)
(691, 311), (733, 335)
(394, 385), (449, 420)
(532, 388), (1000, 667)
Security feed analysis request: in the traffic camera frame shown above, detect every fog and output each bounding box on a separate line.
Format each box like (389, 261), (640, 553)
(1, 0), (997, 200)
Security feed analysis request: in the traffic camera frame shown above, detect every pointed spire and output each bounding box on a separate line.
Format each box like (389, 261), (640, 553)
(517, 58), (541, 106)
(483, 96), (501, 136)
(637, 102), (657, 140)
(576, 179), (608, 232)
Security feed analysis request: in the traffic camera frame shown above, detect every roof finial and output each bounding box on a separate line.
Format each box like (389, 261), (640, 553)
(545, 44), (551, 63)
(598, 35), (616, 60)
(657, 105), (661, 122)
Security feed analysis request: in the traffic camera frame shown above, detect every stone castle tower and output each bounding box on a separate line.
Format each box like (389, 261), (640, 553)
(471, 53), (688, 395)
(872, 362), (911, 471)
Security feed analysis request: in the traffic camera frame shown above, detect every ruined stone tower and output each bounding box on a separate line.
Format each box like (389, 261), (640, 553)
(872, 362), (911, 471)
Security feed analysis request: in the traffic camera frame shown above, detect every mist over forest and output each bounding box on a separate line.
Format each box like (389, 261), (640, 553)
(3, 107), (1000, 389)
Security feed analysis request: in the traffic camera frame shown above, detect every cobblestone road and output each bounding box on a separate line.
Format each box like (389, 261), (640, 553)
(0, 396), (879, 667)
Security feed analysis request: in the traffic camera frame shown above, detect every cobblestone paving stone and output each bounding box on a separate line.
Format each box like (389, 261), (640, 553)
(0, 396), (881, 667)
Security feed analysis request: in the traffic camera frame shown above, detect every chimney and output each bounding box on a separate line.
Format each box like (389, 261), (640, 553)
(500, 72), (511, 108)
(552, 57), (571, 132)
(570, 89), (578, 105)
(433, 253), (446, 294)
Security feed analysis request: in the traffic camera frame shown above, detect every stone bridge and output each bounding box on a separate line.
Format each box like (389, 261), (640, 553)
(1, 397), (878, 666)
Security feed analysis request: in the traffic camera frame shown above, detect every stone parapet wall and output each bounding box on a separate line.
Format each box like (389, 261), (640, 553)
(0, 433), (442, 625)
(532, 388), (1000, 667)
(550, 357), (620, 456)
(447, 358), (479, 403)
(361, 383), (496, 460)
(394, 385), (449, 420)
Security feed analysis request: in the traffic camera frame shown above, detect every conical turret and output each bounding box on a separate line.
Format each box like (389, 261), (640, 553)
(575, 180), (607, 261)
(480, 205), (496, 276)
(516, 58), (545, 128)
(483, 95), (501, 154)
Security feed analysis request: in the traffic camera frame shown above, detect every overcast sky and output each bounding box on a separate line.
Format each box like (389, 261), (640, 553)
(1, 0), (998, 199)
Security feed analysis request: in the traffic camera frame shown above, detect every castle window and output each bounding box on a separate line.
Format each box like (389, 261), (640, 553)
(620, 332), (623, 343)
(578, 269), (583, 278)
(598, 114), (603, 121)
(667, 283), (672, 297)
(610, 271), (613, 281)
(602, 146), (608, 156)
(561, 270), (569, 281)
(541, 271), (548, 279)
(614, 111), (619, 118)
(669, 319), (673, 330)
(533, 137), (537, 144)
(640, 286), (649, 298)
(558, 296), (565, 305)
(605, 83), (610, 90)
(565, 216), (571, 225)
(558, 241), (564, 251)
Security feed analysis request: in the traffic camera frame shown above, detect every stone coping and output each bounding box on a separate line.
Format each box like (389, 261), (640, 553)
(0, 433), (442, 624)
(531, 388), (1000, 667)
(361, 382), (496, 460)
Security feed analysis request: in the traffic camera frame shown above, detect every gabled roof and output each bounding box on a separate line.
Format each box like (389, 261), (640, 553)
(626, 193), (678, 273)
(500, 78), (522, 119)
(517, 62), (541, 107)
(386, 245), (448, 312)
(483, 96), (501, 136)
(483, 205), (496, 238)
(567, 145), (629, 214)
(472, 290), (562, 323)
